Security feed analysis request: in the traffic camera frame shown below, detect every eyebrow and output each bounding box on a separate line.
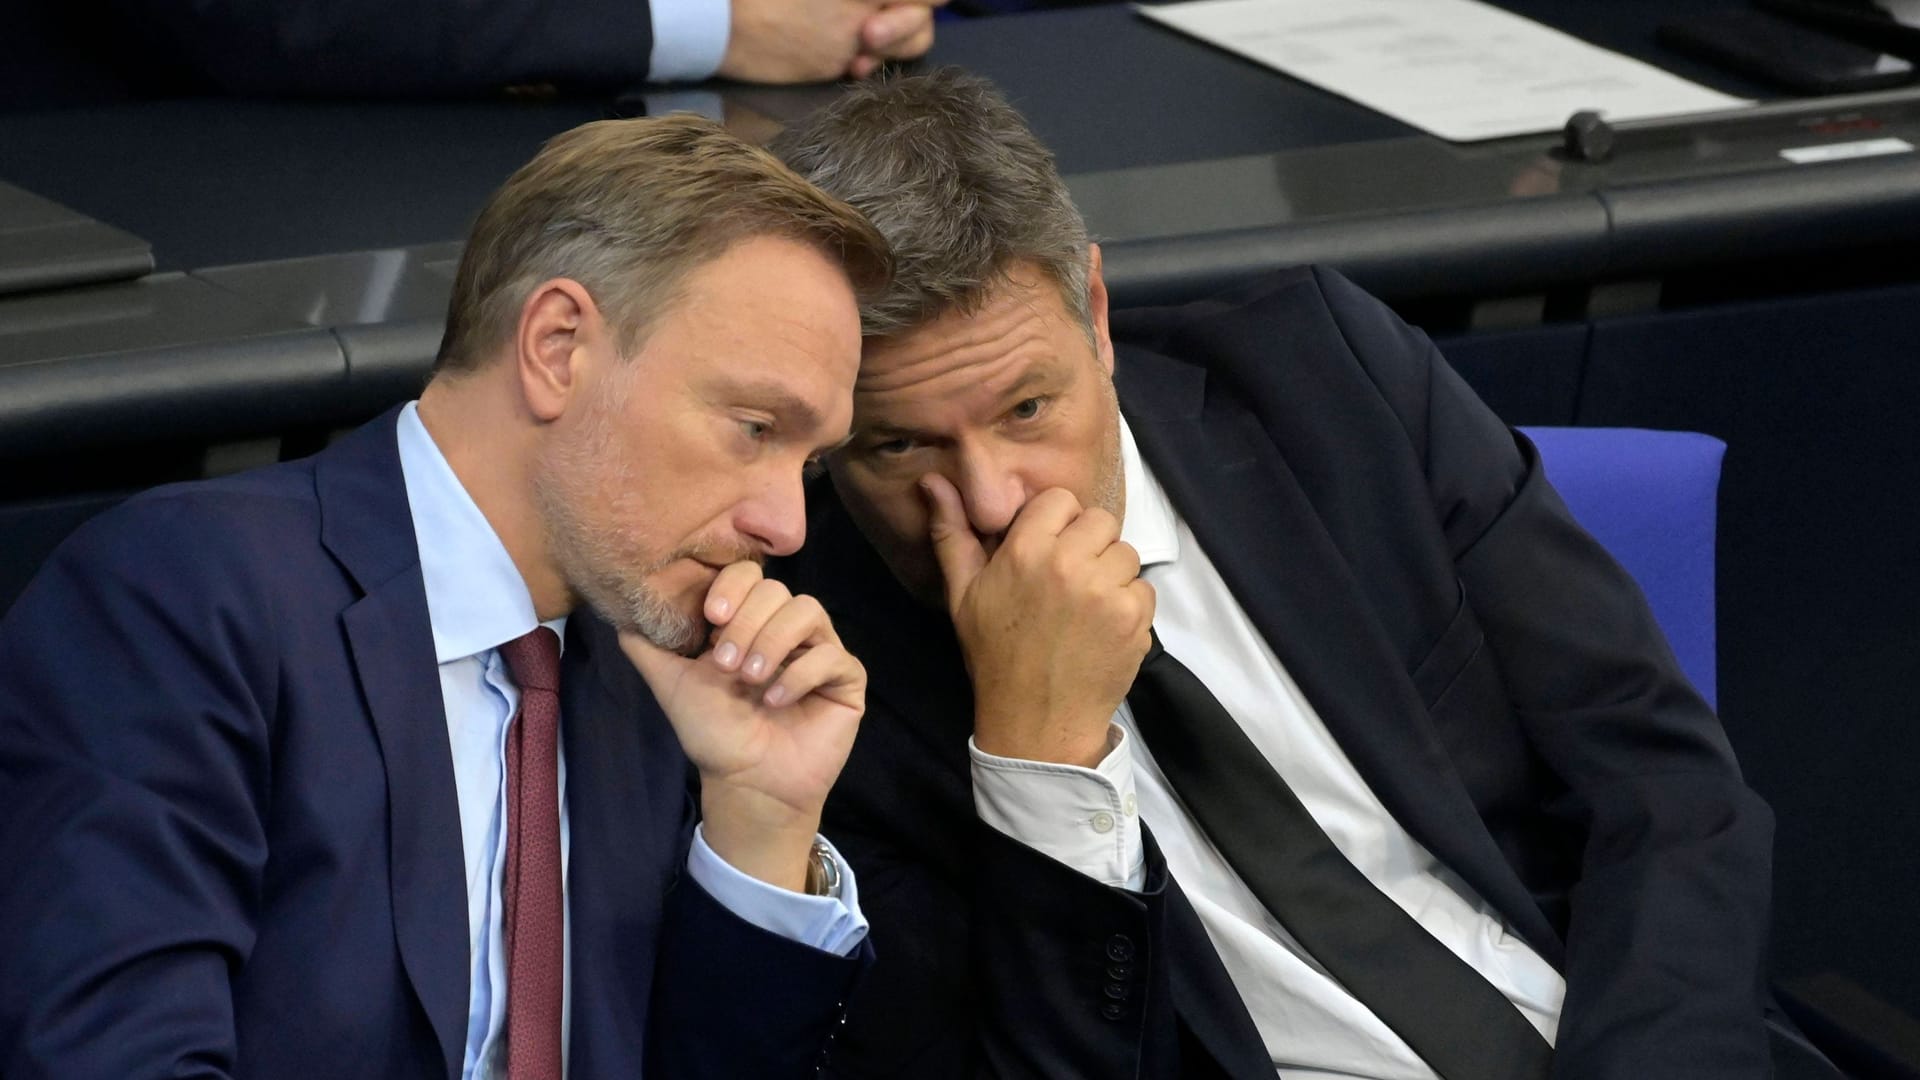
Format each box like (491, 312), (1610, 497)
(853, 421), (924, 444)
(853, 365), (1062, 444)
(712, 375), (845, 451)
(997, 367), (1055, 402)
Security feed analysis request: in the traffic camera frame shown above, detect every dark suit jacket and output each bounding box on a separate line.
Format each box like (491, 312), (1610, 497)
(0, 408), (866, 1078)
(781, 266), (1781, 1079)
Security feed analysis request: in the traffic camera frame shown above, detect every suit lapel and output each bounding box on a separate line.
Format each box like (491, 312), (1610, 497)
(1116, 348), (1555, 960)
(559, 614), (689, 1074)
(318, 411), (468, 1080)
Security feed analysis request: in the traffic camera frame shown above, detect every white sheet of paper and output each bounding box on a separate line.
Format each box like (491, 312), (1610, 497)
(1136, 0), (1752, 142)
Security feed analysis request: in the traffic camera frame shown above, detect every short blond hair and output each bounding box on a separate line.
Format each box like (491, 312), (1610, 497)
(435, 115), (891, 373)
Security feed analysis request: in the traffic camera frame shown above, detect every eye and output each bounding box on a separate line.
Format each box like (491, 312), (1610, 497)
(1009, 396), (1046, 421)
(873, 437), (917, 456)
(739, 419), (771, 442)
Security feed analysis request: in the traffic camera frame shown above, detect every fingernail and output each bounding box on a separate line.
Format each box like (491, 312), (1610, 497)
(712, 597), (731, 619)
(764, 684), (789, 707)
(868, 18), (902, 47)
(745, 653), (767, 679)
(715, 642), (739, 667)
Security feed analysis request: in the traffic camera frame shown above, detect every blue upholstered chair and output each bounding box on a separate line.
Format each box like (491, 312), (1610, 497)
(1518, 426), (1725, 710)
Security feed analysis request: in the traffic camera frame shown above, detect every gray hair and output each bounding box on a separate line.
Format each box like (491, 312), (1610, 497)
(769, 68), (1092, 340)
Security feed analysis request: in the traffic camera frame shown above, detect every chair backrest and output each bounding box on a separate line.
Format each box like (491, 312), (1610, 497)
(1518, 426), (1725, 710)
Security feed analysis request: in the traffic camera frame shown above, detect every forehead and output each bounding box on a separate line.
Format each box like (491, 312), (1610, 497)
(857, 274), (1084, 413)
(647, 235), (863, 401)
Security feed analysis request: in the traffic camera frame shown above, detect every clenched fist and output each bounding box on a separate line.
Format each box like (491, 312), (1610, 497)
(921, 475), (1154, 768)
(719, 0), (946, 85)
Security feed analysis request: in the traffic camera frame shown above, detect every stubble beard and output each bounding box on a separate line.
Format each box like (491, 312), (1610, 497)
(533, 381), (709, 656)
(1088, 398), (1125, 520)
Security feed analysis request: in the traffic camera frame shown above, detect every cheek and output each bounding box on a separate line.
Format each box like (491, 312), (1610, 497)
(639, 423), (738, 533)
(1004, 443), (1096, 504)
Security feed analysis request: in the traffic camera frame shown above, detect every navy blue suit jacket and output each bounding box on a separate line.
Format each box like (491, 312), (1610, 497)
(0, 409), (867, 1078)
(784, 267), (1792, 1078)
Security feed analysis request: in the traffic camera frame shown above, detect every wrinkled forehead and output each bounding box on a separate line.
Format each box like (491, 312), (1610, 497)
(856, 284), (1080, 418)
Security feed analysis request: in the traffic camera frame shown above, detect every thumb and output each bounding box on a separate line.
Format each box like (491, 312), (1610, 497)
(861, 3), (928, 49)
(920, 472), (987, 614)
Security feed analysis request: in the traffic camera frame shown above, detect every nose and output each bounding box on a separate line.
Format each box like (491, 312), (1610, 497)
(736, 466), (809, 558)
(954, 442), (1027, 539)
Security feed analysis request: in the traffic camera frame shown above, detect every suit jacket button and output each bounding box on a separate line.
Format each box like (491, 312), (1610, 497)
(1101, 1002), (1126, 1021)
(1104, 982), (1128, 1000)
(1105, 934), (1135, 962)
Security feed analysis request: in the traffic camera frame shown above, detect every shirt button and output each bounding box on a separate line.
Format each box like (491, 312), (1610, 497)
(1123, 793), (1138, 816)
(1106, 934), (1135, 962)
(1091, 811), (1116, 834)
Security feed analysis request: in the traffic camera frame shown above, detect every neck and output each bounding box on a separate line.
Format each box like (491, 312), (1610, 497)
(416, 366), (575, 621)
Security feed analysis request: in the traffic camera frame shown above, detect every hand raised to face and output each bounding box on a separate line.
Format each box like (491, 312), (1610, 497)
(922, 474), (1154, 769)
(620, 561), (864, 892)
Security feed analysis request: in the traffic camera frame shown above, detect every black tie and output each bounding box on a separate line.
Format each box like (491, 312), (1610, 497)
(1126, 633), (1553, 1080)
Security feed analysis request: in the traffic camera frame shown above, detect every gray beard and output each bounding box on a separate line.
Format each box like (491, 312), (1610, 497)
(536, 467), (709, 655)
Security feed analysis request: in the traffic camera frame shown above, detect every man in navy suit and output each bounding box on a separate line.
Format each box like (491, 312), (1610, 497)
(0, 115), (890, 1078)
(771, 72), (1837, 1078)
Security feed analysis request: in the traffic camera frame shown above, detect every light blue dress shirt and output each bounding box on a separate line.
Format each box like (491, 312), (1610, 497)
(393, 402), (867, 1080)
(648, 0), (730, 82)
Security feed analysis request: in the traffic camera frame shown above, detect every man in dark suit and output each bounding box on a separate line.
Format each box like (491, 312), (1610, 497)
(773, 71), (1835, 1078)
(0, 115), (889, 1078)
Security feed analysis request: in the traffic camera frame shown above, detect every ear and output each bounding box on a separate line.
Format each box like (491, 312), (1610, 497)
(1087, 243), (1116, 377)
(515, 278), (607, 423)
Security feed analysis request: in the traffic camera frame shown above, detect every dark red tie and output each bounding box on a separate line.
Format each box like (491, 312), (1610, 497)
(499, 626), (564, 1080)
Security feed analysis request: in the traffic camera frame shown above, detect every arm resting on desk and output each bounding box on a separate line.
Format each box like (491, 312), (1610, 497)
(102, 0), (662, 96)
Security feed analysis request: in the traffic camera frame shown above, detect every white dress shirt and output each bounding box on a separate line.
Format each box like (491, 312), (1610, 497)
(394, 402), (868, 1080)
(970, 419), (1565, 1079)
(647, 0), (730, 82)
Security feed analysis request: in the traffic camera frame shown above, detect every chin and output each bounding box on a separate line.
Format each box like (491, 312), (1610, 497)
(579, 574), (708, 657)
(622, 604), (708, 657)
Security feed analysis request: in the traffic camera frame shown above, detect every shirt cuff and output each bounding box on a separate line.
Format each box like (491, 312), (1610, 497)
(686, 825), (870, 956)
(970, 724), (1146, 890)
(648, 0), (730, 83)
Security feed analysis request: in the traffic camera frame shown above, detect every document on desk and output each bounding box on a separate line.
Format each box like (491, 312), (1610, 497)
(1135, 0), (1751, 142)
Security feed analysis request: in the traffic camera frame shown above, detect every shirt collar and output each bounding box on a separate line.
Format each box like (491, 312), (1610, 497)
(1118, 416), (1179, 569)
(395, 401), (567, 664)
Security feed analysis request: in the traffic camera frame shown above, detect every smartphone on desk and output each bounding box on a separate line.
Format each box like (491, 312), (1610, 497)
(1657, 9), (1915, 94)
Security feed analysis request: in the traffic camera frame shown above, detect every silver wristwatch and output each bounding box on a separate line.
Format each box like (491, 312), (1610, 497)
(803, 839), (841, 897)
